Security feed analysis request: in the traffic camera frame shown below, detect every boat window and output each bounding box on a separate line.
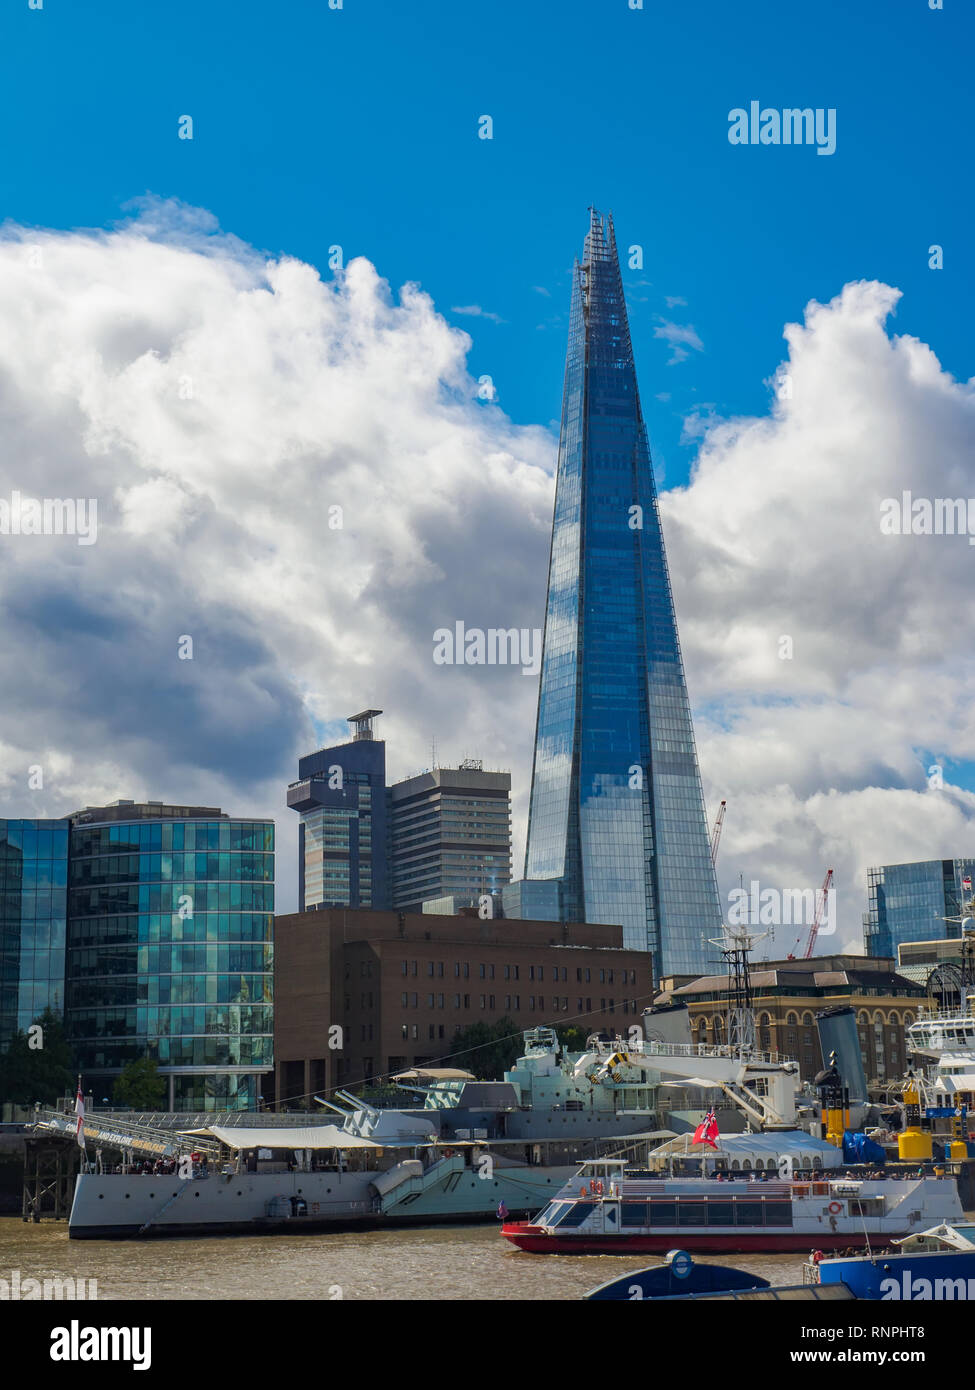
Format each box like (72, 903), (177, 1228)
(621, 1201), (649, 1227)
(540, 1202), (572, 1226)
(734, 1201), (765, 1226)
(558, 1201), (595, 1227)
(763, 1201), (793, 1226)
(706, 1202), (735, 1226)
(677, 1201), (708, 1226)
(649, 1201), (677, 1226)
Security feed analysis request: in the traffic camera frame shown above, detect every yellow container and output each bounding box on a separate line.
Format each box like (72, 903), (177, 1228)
(949, 1141), (968, 1160)
(898, 1130), (933, 1161)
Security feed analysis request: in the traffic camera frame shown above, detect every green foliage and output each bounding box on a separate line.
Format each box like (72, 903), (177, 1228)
(112, 1057), (166, 1110)
(0, 1007), (76, 1107)
(449, 1016), (523, 1080)
(556, 1025), (590, 1055)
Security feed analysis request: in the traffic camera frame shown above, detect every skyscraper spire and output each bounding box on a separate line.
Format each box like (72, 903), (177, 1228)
(524, 210), (721, 975)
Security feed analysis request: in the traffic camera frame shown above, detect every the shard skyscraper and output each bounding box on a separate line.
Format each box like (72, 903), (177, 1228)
(524, 210), (721, 976)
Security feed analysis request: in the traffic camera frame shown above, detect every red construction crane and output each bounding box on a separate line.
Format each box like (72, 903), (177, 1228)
(788, 867), (834, 959)
(709, 800), (727, 867)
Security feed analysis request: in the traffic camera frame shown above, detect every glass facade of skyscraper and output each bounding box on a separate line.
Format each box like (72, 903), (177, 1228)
(0, 819), (69, 1045)
(865, 858), (975, 959)
(525, 211), (721, 975)
(65, 804), (273, 1110)
(287, 712), (389, 912)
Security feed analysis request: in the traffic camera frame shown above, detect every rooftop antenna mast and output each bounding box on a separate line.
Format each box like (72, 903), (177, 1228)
(709, 907), (773, 1055)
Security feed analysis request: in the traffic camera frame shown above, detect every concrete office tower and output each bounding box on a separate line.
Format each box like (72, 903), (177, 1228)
(389, 760), (511, 912)
(525, 210), (720, 974)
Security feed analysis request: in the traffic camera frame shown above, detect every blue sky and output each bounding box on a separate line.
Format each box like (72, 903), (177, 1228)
(2, 0), (970, 484)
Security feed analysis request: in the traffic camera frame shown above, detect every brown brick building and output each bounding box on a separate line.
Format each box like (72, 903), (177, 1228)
(270, 907), (654, 1108)
(655, 954), (926, 1085)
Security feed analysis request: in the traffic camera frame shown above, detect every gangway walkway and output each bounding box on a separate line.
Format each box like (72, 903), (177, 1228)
(33, 1108), (223, 1161)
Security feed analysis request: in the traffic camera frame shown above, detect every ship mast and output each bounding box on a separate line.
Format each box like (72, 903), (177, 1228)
(708, 919), (772, 1055)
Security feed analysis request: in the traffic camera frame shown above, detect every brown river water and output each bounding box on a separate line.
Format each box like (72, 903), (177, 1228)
(0, 1216), (810, 1300)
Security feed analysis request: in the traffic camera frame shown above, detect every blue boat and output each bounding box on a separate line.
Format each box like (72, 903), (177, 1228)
(812, 1220), (975, 1300)
(585, 1248), (769, 1300)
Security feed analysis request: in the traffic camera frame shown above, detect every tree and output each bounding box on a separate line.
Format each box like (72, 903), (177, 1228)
(0, 1007), (75, 1107)
(113, 1057), (166, 1110)
(556, 1025), (590, 1055)
(449, 1017), (523, 1080)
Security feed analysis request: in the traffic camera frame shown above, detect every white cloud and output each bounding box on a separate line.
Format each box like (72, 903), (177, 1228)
(451, 304), (505, 324)
(662, 279), (975, 950)
(0, 200), (554, 908)
(654, 317), (704, 365)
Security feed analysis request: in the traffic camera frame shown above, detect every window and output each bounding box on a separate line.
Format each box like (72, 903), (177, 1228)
(489, 995), (495, 1009)
(479, 964), (486, 979)
(453, 994), (460, 1008)
(677, 1202), (708, 1226)
(480, 995), (486, 1009)
(559, 1201), (595, 1227)
(401, 961), (408, 976)
(504, 966), (510, 980)
(621, 1201), (648, 1226)
(437, 994), (444, 1009)
(705, 1202), (735, 1226)
(401, 992), (408, 1007)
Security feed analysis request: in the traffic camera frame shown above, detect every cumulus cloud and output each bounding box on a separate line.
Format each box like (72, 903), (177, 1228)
(0, 199), (554, 906)
(662, 279), (975, 953)
(1, 204), (971, 952)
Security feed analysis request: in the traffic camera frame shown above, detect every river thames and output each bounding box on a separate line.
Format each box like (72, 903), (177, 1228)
(1, 1217), (810, 1300)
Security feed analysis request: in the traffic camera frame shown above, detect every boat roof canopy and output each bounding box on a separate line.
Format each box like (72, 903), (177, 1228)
(391, 1067), (476, 1081)
(205, 1125), (385, 1151)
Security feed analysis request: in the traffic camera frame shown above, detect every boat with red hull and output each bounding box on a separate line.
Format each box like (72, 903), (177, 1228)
(501, 1160), (964, 1256)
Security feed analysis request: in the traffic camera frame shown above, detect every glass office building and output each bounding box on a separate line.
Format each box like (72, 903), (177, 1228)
(287, 710), (390, 912)
(0, 819), (69, 1047)
(865, 858), (975, 959)
(65, 802), (274, 1110)
(525, 210), (721, 975)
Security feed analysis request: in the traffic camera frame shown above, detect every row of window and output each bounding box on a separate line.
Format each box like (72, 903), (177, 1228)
(398, 960), (637, 984)
(71, 821), (273, 856)
(398, 992), (634, 1015)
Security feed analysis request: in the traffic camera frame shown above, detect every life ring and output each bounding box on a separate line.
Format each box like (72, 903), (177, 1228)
(828, 1200), (842, 1214)
(596, 1180), (603, 1196)
(580, 1184), (588, 1198)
